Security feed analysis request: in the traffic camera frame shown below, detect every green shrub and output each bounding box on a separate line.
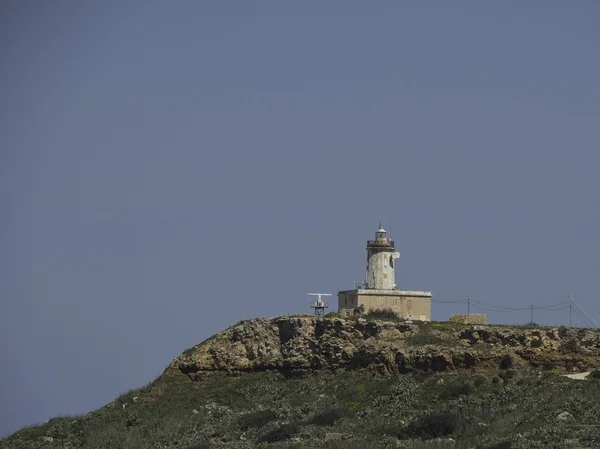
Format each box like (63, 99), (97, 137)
(541, 360), (555, 371)
(499, 354), (513, 370)
(404, 332), (443, 346)
(125, 411), (141, 429)
(588, 369), (600, 380)
(474, 375), (487, 387)
(353, 304), (365, 316)
(408, 411), (458, 439)
(258, 423), (300, 443)
(237, 409), (277, 430)
(365, 308), (399, 321)
(530, 338), (543, 348)
(559, 338), (580, 354)
(499, 368), (516, 381)
(438, 380), (475, 400)
(308, 407), (345, 426)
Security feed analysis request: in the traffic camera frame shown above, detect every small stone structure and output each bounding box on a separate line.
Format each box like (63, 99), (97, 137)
(338, 224), (432, 320)
(449, 313), (487, 325)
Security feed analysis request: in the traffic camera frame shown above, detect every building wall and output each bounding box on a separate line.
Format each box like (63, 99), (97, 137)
(338, 290), (431, 321)
(338, 291), (359, 311)
(449, 314), (487, 325)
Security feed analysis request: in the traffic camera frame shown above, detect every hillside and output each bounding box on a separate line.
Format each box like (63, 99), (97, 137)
(3, 315), (600, 449)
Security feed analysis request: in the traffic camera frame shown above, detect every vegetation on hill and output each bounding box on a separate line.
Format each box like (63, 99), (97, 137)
(3, 316), (600, 448)
(3, 365), (600, 448)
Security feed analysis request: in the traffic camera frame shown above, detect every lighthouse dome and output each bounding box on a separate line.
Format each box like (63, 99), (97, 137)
(375, 224), (387, 243)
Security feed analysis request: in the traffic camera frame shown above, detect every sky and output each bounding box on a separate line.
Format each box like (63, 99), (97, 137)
(1, 0), (600, 438)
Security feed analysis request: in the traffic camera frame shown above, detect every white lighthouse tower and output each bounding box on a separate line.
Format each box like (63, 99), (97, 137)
(365, 223), (400, 290)
(337, 223), (432, 320)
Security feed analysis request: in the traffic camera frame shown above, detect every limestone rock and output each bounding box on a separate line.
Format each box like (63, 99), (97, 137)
(170, 316), (600, 378)
(557, 411), (573, 421)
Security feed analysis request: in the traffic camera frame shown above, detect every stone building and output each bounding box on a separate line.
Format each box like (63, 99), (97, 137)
(338, 224), (432, 320)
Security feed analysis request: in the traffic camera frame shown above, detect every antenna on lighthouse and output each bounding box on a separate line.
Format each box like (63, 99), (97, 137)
(307, 293), (331, 319)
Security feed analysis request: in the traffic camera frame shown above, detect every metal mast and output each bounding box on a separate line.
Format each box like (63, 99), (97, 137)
(569, 295), (573, 328)
(307, 293), (331, 319)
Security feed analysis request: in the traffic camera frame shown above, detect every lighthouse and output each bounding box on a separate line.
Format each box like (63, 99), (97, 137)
(365, 223), (400, 290)
(337, 224), (432, 320)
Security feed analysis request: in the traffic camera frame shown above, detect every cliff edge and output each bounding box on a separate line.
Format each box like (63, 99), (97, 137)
(170, 316), (600, 379)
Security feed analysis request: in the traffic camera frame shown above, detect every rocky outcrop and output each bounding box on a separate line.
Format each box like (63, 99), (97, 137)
(170, 316), (600, 379)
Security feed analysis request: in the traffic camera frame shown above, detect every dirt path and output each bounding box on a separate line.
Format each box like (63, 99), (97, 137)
(562, 372), (591, 380)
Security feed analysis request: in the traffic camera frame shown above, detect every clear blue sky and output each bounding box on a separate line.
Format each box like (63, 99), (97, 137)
(1, 0), (599, 438)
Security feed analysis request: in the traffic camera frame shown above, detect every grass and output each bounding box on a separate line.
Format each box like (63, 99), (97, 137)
(4, 369), (600, 448)
(5, 337), (600, 449)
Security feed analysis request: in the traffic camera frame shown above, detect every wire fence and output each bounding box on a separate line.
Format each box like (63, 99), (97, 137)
(430, 296), (599, 328)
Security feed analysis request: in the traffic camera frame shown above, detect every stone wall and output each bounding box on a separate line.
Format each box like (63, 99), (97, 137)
(450, 313), (487, 325)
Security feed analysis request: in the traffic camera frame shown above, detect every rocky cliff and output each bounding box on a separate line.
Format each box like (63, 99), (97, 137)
(170, 316), (600, 379)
